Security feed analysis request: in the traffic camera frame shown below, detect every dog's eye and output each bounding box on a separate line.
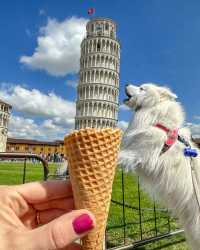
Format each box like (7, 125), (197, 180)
(140, 87), (145, 91)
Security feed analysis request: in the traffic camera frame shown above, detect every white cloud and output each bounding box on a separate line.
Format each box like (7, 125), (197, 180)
(194, 115), (200, 120)
(8, 116), (41, 139)
(42, 119), (57, 129)
(65, 80), (78, 88)
(0, 84), (75, 127)
(0, 84), (76, 140)
(119, 103), (130, 111)
(20, 16), (88, 76)
(8, 115), (70, 140)
(186, 123), (200, 138)
(118, 120), (128, 131)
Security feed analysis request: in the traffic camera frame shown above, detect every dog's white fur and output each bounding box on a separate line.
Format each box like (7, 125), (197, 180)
(119, 83), (200, 250)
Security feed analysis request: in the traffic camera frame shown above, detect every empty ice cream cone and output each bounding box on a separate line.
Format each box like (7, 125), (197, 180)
(64, 128), (121, 250)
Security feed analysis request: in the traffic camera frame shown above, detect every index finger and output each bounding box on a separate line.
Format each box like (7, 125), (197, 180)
(15, 180), (73, 204)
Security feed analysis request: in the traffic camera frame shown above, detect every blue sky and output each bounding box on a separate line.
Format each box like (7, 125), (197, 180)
(1, 0), (200, 140)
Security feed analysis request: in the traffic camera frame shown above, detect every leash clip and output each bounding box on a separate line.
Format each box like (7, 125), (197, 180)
(184, 147), (198, 157)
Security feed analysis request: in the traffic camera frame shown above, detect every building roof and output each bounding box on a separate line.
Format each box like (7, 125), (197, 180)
(7, 138), (64, 146)
(0, 99), (12, 108)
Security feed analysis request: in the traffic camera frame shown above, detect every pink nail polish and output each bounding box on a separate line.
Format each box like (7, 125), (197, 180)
(73, 214), (94, 234)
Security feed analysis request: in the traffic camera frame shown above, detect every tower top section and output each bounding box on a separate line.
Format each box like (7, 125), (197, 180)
(0, 99), (12, 109)
(86, 17), (117, 39)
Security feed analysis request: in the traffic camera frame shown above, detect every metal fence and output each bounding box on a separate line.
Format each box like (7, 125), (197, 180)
(0, 153), (185, 249)
(0, 152), (49, 183)
(106, 170), (185, 249)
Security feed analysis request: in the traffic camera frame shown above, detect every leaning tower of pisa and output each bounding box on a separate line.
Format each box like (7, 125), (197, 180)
(0, 100), (12, 152)
(75, 17), (120, 129)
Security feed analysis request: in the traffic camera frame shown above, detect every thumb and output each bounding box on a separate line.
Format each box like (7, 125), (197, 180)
(26, 209), (95, 250)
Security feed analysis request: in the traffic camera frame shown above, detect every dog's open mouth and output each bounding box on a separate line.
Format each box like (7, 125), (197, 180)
(123, 98), (130, 104)
(124, 88), (132, 103)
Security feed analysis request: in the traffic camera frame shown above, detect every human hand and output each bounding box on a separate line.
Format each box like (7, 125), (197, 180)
(0, 180), (95, 250)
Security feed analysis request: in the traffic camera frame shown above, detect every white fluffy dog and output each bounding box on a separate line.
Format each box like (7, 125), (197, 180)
(119, 83), (200, 250)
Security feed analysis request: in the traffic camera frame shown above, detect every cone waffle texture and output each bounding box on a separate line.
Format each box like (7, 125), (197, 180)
(64, 128), (121, 250)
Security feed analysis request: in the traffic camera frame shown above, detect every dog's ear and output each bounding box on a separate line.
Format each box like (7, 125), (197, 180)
(159, 87), (178, 100)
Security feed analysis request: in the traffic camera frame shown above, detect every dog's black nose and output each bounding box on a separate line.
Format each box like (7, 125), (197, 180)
(125, 84), (129, 87)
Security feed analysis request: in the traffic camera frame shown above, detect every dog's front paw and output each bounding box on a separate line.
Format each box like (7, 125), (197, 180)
(118, 150), (141, 172)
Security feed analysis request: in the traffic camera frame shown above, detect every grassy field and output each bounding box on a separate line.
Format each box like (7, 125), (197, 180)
(0, 161), (58, 184)
(0, 161), (188, 250)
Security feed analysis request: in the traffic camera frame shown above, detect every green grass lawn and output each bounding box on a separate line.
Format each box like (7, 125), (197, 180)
(0, 161), (58, 184)
(0, 162), (188, 250)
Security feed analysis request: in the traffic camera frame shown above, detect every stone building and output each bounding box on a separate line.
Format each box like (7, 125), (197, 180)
(6, 138), (65, 156)
(0, 99), (12, 152)
(75, 17), (120, 129)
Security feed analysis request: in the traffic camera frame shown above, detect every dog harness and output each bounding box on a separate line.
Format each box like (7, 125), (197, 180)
(155, 123), (200, 215)
(155, 123), (198, 156)
(155, 123), (178, 153)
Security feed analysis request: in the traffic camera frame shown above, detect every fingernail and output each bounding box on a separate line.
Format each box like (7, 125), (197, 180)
(72, 214), (94, 234)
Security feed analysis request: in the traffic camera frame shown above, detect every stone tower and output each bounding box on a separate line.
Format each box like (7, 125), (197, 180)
(75, 17), (120, 129)
(0, 100), (12, 152)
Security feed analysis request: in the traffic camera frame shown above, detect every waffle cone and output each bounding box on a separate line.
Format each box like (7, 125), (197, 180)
(64, 128), (121, 250)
